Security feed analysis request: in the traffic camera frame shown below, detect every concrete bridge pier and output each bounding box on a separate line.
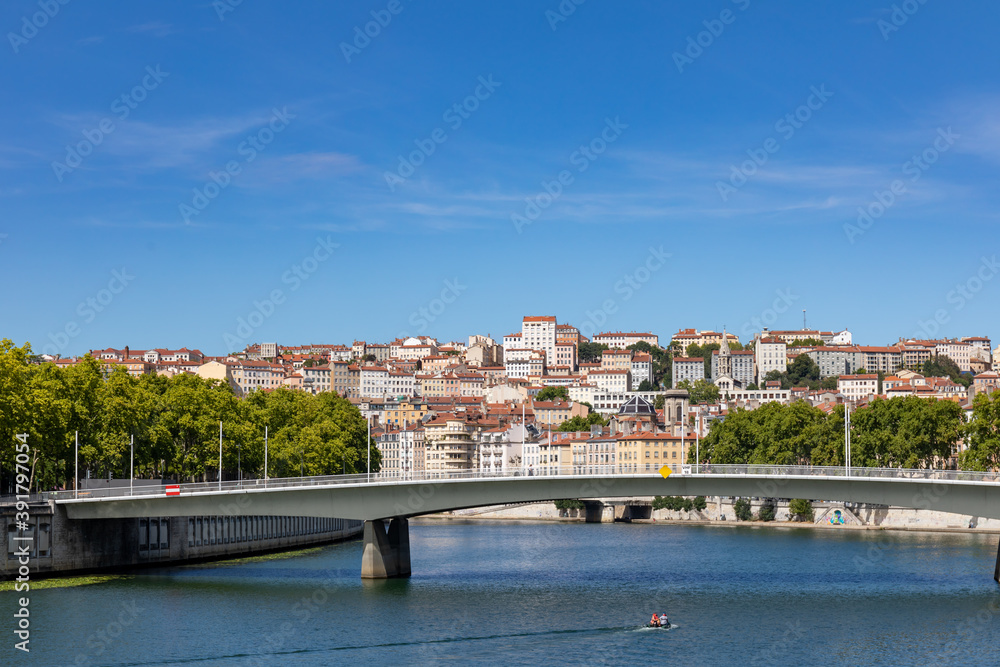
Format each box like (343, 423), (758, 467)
(994, 537), (1000, 584)
(361, 517), (411, 579)
(584, 501), (605, 523)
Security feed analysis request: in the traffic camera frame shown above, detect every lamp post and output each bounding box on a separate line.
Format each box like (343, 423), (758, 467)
(74, 430), (79, 499)
(367, 413), (371, 483)
(218, 421), (223, 491)
(264, 425), (268, 488)
(238, 442), (242, 488)
(130, 434), (134, 497)
(695, 412), (700, 474)
(845, 403), (851, 477)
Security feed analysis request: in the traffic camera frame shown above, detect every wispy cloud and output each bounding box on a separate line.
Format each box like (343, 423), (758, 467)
(127, 22), (175, 38)
(77, 35), (104, 46)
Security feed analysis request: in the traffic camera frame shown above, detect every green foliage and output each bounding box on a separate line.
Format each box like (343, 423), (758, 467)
(653, 495), (699, 511)
(765, 355), (841, 390)
(689, 396), (964, 469)
(690, 401), (842, 466)
(677, 379), (720, 404)
(961, 391), (1000, 471)
(789, 499), (814, 522)
(554, 499), (585, 510)
(787, 354), (820, 385)
(0, 341), (377, 491)
(923, 354), (972, 387)
(535, 386), (569, 402)
(578, 342), (609, 363)
(654, 394), (665, 410)
(734, 498), (752, 521)
(789, 338), (826, 347)
(757, 501), (776, 522)
(746, 383), (759, 390)
(848, 396), (963, 468)
(627, 342), (672, 387)
(693, 496), (707, 511)
(637, 380), (654, 392)
(557, 412), (608, 432)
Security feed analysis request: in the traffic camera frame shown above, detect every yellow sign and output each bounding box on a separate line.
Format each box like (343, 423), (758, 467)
(659, 465), (672, 478)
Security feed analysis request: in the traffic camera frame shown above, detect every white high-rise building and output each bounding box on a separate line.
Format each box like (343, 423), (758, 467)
(521, 316), (557, 369)
(755, 337), (787, 383)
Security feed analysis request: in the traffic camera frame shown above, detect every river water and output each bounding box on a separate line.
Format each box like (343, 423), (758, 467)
(6, 520), (1000, 666)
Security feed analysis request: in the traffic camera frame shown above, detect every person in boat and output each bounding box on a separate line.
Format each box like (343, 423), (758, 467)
(659, 614), (669, 627)
(650, 614), (660, 627)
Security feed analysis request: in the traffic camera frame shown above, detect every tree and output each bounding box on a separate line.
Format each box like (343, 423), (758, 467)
(535, 386), (569, 402)
(554, 499), (585, 510)
(637, 380), (654, 392)
(961, 391), (1000, 470)
(789, 338), (825, 347)
(849, 396), (963, 468)
(578, 342), (609, 363)
(677, 379), (720, 404)
(692, 496), (707, 511)
(757, 500), (776, 522)
(627, 341), (672, 388)
(789, 499), (814, 522)
(734, 498), (752, 521)
(0, 345), (380, 491)
(787, 354), (820, 386)
(923, 354), (972, 387)
(557, 413), (608, 431)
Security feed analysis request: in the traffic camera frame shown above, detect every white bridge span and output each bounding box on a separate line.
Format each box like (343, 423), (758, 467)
(48, 465), (1000, 579)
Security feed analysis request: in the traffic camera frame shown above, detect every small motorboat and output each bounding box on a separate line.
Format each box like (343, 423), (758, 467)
(646, 615), (671, 628)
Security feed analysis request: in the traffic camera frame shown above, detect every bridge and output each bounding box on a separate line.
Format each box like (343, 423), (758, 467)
(48, 465), (1000, 580)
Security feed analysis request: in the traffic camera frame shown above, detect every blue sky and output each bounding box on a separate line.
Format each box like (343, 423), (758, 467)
(2, 1), (999, 356)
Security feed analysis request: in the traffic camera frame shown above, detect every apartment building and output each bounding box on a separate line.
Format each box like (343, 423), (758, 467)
(754, 338), (787, 382)
(631, 352), (654, 387)
(672, 357), (704, 387)
(807, 346), (865, 378)
(301, 364), (331, 394)
(520, 315), (557, 366)
(616, 432), (688, 473)
(858, 346), (902, 374)
(424, 414), (478, 473)
(531, 399), (588, 428)
(592, 331), (659, 349)
(838, 374), (879, 402)
(330, 360), (360, 399)
(588, 369), (631, 393)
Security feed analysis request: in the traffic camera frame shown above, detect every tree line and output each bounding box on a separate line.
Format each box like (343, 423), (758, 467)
(0, 340), (379, 493)
(689, 395), (972, 469)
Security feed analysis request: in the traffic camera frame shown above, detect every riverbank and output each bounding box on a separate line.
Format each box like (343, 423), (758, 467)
(420, 500), (1000, 536)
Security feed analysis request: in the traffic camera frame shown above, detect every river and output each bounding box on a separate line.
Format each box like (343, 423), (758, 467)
(5, 520), (1000, 665)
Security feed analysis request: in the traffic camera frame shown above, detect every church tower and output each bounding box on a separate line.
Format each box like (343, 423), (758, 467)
(717, 328), (732, 379)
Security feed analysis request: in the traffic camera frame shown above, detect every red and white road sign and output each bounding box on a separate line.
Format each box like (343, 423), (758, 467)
(165, 485), (180, 496)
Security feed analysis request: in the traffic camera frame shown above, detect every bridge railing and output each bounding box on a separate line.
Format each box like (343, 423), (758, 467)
(29, 464), (1000, 503)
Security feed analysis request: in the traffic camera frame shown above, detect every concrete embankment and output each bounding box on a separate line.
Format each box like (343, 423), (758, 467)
(423, 498), (1000, 534)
